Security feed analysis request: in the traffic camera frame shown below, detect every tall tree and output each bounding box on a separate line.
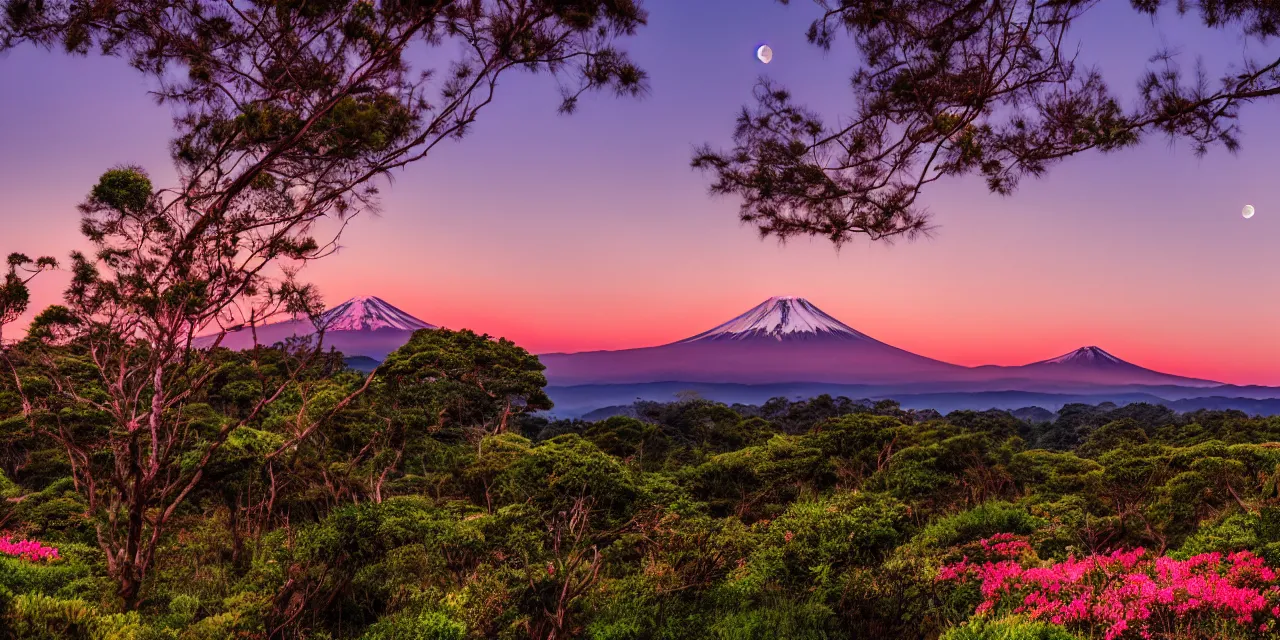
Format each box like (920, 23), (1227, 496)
(0, 0), (646, 609)
(694, 0), (1280, 246)
(379, 328), (553, 442)
(0, 254), (57, 346)
(0, 254), (57, 424)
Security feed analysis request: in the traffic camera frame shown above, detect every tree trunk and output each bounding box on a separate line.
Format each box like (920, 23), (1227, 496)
(119, 569), (142, 611)
(228, 493), (247, 572)
(119, 435), (151, 611)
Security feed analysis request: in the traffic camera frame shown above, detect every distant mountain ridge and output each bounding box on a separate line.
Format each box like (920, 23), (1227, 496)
(199, 294), (1228, 396)
(540, 296), (1221, 388)
(191, 294), (1280, 419)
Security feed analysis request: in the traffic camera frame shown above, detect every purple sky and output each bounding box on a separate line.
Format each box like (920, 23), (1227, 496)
(1, 0), (1278, 384)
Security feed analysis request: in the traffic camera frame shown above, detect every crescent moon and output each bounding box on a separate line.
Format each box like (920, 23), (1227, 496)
(756, 45), (773, 64)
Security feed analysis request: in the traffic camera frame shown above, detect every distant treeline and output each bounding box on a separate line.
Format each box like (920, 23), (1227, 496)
(544, 383), (1280, 420)
(539, 393), (1238, 450)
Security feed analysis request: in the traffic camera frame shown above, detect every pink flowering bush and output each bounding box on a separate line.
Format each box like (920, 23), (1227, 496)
(938, 534), (1280, 640)
(0, 535), (60, 562)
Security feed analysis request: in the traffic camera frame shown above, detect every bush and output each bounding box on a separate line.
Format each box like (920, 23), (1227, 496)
(494, 434), (641, 522)
(942, 617), (1080, 640)
(4, 594), (93, 639)
(0, 543), (100, 602)
(359, 610), (466, 640)
(734, 491), (907, 592)
(0, 469), (21, 499)
(912, 502), (1046, 553)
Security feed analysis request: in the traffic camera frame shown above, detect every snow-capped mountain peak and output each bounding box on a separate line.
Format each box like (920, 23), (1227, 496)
(677, 297), (875, 343)
(320, 296), (436, 332)
(1037, 346), (1126, 366)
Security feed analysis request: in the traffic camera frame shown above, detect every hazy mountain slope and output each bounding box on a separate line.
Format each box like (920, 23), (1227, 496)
(542, 298), (1222, 388)
(969, 346), (1220, 387)
(540, 297), (965, 385)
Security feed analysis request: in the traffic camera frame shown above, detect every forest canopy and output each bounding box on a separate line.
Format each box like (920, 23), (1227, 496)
(4, 330), (1280, 639)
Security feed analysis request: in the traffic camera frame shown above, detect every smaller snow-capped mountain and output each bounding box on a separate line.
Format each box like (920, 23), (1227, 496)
(319, 296), (435, 332)
(1033, 346), (1126, 367)
(197, 296), (436, 360)
(972, 346), (1221, 388)
(678, 296), (874, 343)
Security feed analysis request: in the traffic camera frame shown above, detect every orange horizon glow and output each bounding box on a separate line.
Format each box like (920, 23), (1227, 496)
(10, 270), (1278, 387)
(3, 1), (1279, 388)
(308, 288), (1275, 387)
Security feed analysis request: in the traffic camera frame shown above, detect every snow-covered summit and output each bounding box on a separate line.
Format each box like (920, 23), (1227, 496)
(677, 297), (876, 343)
(1035, 346), (1126, 367)
(320, 296), (436, 332)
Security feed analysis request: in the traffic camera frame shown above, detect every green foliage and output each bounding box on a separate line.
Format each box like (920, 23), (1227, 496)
(1176, 511), (1261, 559)
(2, 593), (158, 640)
(380, 329), (552, 439)
(9, 478), (91, 538)
(0, 468), (20, 498)
(1076, 419), (1149, 458)
(360, 609), (467, 640)
(702, 600), (835, 640)
(494, 434), (640, 521)
(4, 331), (1280, 639)
(941, 617), (1080, 640)
(683, 435), (829, 520)
(913, 502), (1046, 554)
(86, 168), (152, 216)
(582, 416), (672, 469)
(0, 549), (94, 598)
(729, 491), (906, 597)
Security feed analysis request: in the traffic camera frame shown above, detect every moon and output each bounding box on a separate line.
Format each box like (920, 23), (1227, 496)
(1243, 204), (1256, 219)
(756, 44), (773, 64)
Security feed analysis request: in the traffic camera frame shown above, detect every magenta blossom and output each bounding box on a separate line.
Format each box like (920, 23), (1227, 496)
(0, 535), (59, 562)
(939, 535), (1280, 640)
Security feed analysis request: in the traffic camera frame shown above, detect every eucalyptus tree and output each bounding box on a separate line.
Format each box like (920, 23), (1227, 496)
(695, 0), (1280, 245)
(0, 0), (647, 608)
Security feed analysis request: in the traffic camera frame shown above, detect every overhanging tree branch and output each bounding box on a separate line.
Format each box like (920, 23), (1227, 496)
(696, 0), (1280, 247)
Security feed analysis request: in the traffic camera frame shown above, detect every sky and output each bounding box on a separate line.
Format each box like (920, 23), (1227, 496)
(1, 0), (1278, 385)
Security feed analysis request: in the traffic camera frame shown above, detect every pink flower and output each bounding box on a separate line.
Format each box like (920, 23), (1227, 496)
(0, 535), (59, 562)
(936, 536), (1280, 639)
(937, 557), (973, 582)
(980, 533), (1033, 560)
